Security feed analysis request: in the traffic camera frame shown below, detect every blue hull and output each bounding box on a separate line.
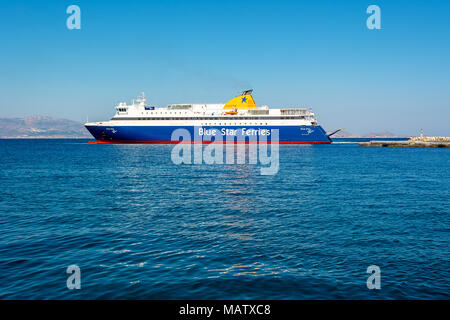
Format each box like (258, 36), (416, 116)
(85, 125), (332, 144)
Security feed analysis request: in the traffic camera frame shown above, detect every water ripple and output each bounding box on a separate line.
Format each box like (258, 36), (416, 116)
(0, 139), (448, 299)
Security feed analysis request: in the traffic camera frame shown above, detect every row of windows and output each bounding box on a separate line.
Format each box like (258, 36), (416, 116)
(143, 111), (189, 115)
(113, 116), (309, 121)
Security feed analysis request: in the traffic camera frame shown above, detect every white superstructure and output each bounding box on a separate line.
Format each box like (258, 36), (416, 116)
(86, 91), (318, 128)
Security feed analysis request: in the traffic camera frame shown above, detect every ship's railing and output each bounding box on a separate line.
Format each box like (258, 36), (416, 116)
(168, 104), (193, 110)
(280, 109), (311, 115)
(248, 109), (270, 115)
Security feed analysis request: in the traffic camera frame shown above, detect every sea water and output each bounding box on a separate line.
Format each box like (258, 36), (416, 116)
(0, 139), (448, 299)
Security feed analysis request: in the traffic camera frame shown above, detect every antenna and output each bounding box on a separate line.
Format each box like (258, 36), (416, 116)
(136, 92), (146, 105)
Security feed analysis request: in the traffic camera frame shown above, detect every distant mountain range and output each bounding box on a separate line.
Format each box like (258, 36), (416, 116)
(0, 115), (91, 138)
(0, 115), (408, 139)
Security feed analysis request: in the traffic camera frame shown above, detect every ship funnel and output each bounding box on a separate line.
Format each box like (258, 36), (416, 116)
(223, 89), (257, 110)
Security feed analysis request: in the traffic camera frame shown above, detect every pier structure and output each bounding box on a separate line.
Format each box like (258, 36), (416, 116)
(359, 137), (450, 148)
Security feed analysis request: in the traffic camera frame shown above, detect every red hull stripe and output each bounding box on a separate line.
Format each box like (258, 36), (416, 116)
(90, 140), (331, 144)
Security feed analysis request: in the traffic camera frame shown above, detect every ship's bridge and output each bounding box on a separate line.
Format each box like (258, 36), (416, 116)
(115, 102), (128, 114)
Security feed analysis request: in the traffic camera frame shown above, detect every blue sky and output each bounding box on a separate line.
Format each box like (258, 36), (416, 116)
(0, 0), (449, 135)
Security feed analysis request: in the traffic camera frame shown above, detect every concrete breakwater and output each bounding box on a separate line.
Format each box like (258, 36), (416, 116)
(359, 140), (450, 148)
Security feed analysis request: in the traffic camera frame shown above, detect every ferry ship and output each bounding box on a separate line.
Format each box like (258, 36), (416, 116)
(85, 90), (335, 144)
